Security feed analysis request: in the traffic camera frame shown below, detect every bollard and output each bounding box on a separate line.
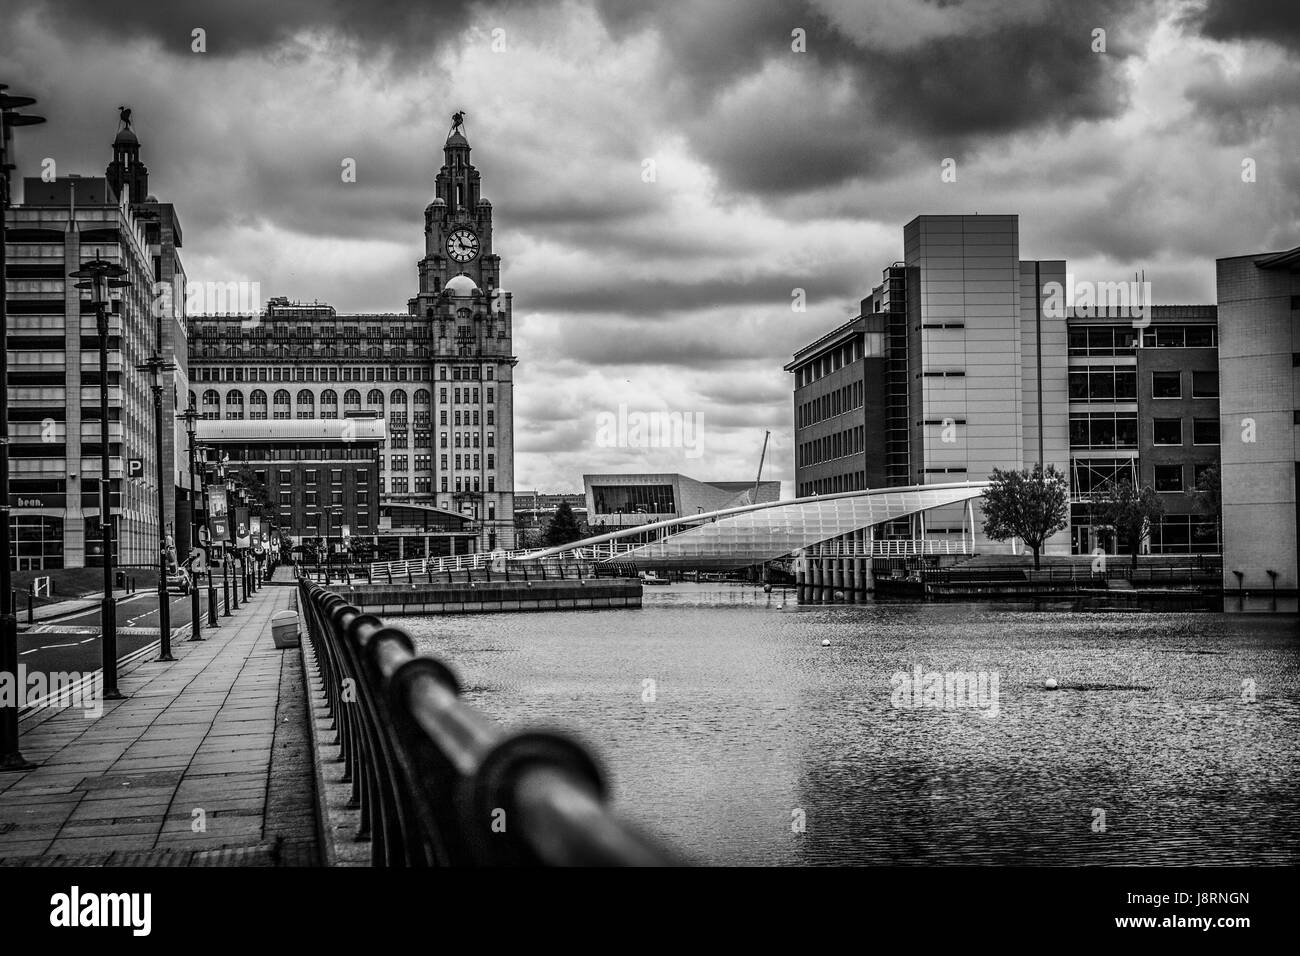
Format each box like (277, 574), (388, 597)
(208, 577), (219, 627)
(223, 563), (232, 616)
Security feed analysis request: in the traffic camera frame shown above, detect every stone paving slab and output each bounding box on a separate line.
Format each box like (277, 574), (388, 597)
(0, 580), (320, 867)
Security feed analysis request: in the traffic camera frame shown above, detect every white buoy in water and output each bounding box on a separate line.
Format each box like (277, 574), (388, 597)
(1044, 678), (1059, 690)
(822, 639), (831, 647)
(775, 603), (783, 609)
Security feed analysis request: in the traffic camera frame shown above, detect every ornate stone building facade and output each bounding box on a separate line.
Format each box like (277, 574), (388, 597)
(188, 119), (516, 553)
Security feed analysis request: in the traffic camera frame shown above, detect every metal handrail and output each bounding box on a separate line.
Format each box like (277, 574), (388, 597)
(297, 578), (681, 866)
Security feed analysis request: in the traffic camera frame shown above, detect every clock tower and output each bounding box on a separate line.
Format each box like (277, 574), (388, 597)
(409, 114), (516, 550)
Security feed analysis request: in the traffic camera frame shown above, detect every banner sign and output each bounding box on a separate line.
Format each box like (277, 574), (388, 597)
(207, 485), (230, 542)
(234, 507), (251, 548)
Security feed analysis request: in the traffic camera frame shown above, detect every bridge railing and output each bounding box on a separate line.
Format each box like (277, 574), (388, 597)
(297, 577), (681, 866)
(804, 540), (972, 557)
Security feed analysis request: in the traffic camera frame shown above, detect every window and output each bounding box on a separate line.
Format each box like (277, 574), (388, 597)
(296, 389), (315, 419)
(330, 469), (342, 484)
(1069, 367), (1136, 402)
(1069, 413), (1138, 448)
(1141, 325), (1217, 348)
(1153, 465), (1183, 492)
(202, 389), (221, 419)
(1192, 418), (1219, 445)
(279, 492), (292, 506)
(305, 469), (319, 484)
(1069, 326), (1138, 355)
(1152, 418), (1182, 446)
(273, 389), (292, 419)
(305, 490), (318, 505)
(277, 470), (291, 485)
(1151, 371), (1181, 399)
(1191, 370), (1219, 398)
(249, 389), (268, 420)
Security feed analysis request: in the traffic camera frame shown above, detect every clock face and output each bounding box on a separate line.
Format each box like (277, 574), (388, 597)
(446, 228), (479, 262)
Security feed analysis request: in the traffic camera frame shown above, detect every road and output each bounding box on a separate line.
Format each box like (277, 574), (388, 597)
(16, 588), (199, 681)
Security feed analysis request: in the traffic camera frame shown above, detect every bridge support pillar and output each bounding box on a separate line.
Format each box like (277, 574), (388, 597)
(864, 527), (875, 592)
(832, 556), (844, 590)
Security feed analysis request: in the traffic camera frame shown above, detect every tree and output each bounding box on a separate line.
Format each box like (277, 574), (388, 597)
(1093, 479), (1165, 572)
(1186, 463), (1222, 550)
(542, 501), (584, 547)
(980, 464), (1070, 570)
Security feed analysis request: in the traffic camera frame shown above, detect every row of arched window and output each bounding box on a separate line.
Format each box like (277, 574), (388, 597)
(194, 388), (433, 420)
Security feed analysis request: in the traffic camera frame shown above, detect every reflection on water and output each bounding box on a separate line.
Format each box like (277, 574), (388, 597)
(404, 583), (1299, 865)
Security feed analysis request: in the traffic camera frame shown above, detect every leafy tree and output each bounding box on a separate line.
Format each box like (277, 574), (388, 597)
(542, 501), (584, 547)
(1186, 463), (1222, 548)
(233, 463), (271, 519)
(1093, 479), (1166, 572)
(980, 464), (1070, 570)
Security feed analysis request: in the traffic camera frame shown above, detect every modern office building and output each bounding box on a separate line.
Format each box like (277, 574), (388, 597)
(4, 115), (189, 569)
(188, 119), (516, 552)
(788, 214), (1223, 556)
(788, 215), (1068, 551)
(583, 473), (781, 530)
(1215, 246), (1299, 591)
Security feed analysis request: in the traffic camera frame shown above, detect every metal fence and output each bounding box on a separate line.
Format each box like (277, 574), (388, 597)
(297, 578), (681, 866)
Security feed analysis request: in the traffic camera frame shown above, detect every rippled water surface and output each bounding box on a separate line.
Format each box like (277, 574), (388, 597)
(405, 584), (1299, 865)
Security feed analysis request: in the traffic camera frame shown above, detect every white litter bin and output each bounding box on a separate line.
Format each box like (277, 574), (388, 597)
(271, 610), (300, 649)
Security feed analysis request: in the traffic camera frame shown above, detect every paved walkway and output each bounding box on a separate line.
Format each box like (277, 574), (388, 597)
(0, 577), (318, 866)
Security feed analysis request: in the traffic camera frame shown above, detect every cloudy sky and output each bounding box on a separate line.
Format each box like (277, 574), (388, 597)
(2, 0), (1297, 493)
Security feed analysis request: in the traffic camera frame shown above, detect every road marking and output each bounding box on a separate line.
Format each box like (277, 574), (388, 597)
(19, 649), (38, 656)
(79, 638), (96, 644)
(40, 642), (78, 650)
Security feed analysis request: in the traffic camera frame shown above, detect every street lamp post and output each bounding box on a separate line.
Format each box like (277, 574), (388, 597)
(68, 253), (130, 702)
(137, 355), (175, 661)
(178, 405), (202, 640)
(1, 84), (45, 771)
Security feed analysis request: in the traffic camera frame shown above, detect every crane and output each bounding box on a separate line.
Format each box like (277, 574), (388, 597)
(752, 430), (770, 504)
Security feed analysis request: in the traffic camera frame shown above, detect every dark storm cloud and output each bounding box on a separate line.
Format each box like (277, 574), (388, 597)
(9, 0), (495, 58)
(539, 318), (787, 368)
(1188, 0), (1300, 51)
(526, 270), (857, 314)
(595, 0), (1158, 198)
